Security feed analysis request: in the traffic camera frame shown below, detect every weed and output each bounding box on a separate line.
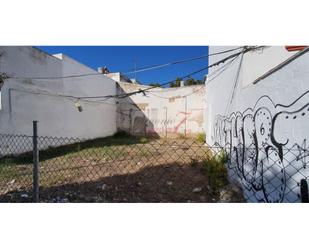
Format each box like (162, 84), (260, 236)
(202, 150), (228, 194)
(189, 158), (198, 167)
(196, 132), (206, 143)
(178, 133), (186, 139)
(139, 137), (148, 144)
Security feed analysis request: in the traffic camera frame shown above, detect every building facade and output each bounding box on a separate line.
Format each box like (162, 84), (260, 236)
(205, 46), (309, 202)
(116, 81), (205, 137)
(0, 47), (117, 140)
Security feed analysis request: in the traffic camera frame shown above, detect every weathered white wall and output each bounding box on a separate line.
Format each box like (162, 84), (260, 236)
(117, 82), (205, 137)
(205, 46), (309, 202)
(0, 47), (117, 145)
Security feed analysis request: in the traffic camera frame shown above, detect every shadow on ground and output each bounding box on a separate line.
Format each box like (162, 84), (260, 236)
(0, 133), (159, 166)
(0, 161), (244, 203)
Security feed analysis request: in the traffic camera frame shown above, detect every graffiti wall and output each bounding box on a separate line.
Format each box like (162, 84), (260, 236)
(117, 82), (205, 137)
(206, 46), (309, 202)
(213, 92), (309, 202)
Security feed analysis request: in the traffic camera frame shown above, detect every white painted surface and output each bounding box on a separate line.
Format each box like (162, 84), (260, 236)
(117, 82), (205, 137)
(205, 46), (309, 202)
(0, 47), (117, 142)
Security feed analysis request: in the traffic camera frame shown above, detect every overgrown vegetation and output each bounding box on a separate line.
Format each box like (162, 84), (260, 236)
(196, 132), (206, 143)
(202, 150), (228, 194)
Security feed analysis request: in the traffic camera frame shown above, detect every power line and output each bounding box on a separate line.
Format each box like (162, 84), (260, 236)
(146, 53), (240, 100)
(8, 87), (116, 107)
(119, 46), (263, 99)
(5, 46), (246, 81)
(122, 46), (245, 75)
(3, 46), (262, 102)
(224, 51), (244, 116)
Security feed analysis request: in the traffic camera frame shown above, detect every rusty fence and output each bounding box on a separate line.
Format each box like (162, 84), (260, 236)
(0, 124), (308, 203)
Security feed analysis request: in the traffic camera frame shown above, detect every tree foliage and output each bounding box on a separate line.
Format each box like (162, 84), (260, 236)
(169, 77), (204, 88)
(149, 83), (161, 87)
(169, 77), (181, 88)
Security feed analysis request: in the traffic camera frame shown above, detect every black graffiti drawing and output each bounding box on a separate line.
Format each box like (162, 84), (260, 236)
(296, 140), (309, 169)
(213, 90), (309, 203)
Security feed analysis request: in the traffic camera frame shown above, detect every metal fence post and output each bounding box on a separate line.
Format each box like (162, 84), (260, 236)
(300, 179), (309, 203)
(33, 121), (39, 203)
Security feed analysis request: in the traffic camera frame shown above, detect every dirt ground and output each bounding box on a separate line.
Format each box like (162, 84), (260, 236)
(0, 136), (245, 203)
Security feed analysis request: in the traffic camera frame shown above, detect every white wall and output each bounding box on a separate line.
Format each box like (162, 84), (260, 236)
(0, 47), (117, 153)
(117, 82), (205, 137)
(205, 46), (309, 202)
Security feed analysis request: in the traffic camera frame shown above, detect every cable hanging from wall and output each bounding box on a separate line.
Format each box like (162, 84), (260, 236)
(115, 46), (263, 100)
(146, 53), (241, 100)
(1, 46), (264, 103)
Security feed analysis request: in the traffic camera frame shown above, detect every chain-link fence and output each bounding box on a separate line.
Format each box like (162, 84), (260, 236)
(0, 126), (308, 203)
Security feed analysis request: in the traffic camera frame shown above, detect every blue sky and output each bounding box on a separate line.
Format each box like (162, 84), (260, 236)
(38, 46), (209, 85)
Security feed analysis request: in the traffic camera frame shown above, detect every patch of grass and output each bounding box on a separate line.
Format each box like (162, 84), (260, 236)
(0, 133), (150, 168)
(0, 153), (33, 166)
(139, 137), (148, 144)
(135, 148), (154, 157)
(0, 158), (21, 167)
(57, 145), (130, 162)
(36, 134), (141, 162)
(0, 163), (32, 182)
(202, 150), (228, 193)
(0, 165), (20, 179)
(196, 132), (206, 143)
(178, 133), (186, 139)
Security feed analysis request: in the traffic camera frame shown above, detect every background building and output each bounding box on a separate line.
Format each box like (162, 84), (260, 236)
(112, 75), (205, 137)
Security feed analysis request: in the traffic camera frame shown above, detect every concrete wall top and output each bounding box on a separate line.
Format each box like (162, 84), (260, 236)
(0, 46), (62, 78)
(0, 46), (117, 138)
(0, 46), (107, 79)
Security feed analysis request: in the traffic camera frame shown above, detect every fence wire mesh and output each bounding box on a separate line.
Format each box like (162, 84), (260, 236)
(0, 133), (308, 203)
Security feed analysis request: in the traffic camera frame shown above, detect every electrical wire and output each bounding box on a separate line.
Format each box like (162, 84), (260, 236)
(108, 51), (242, 110)
(146, 54), (240, 100)
(224, 50), (245, 116)
(118, 46), (263, 99)
(8, 87), (116, 107)
(6, 50), (243, 114)
(6, 47), (246, 81)
(3, 46), (263, 102)
(122, 46), (245, 75)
